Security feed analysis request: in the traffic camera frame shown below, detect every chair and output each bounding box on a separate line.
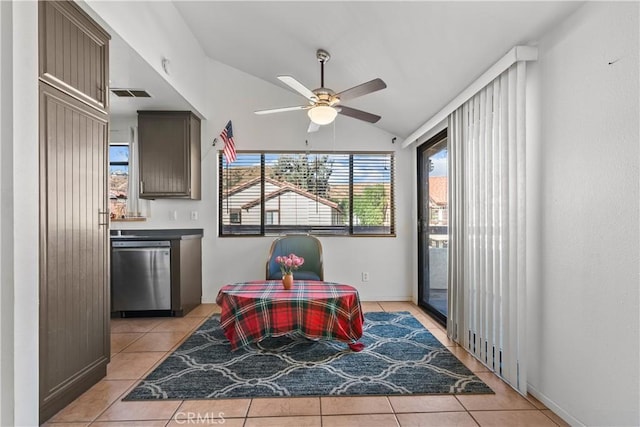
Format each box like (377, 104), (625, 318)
(266, 235), (324, 281)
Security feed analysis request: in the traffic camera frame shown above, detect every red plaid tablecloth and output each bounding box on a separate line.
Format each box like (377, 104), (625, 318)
(215, 280), (364, 351)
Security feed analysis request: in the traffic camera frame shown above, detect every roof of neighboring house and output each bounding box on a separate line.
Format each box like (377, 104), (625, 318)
(226, 177), (341, 212)
(241, 184), (341, 212)
(429, 176), (448, 206)
(223, 176), (281, 197)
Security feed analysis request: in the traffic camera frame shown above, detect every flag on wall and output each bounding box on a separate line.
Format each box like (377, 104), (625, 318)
(220, 120), (237, 163)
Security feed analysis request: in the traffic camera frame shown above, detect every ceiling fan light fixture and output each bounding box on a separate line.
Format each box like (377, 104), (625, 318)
(308, 105), (337, 125)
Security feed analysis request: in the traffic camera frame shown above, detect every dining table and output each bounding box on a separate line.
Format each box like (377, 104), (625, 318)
(215, 280), (365, 351)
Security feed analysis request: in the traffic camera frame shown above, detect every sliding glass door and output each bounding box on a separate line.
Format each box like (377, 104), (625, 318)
(417, 130), (448, 324)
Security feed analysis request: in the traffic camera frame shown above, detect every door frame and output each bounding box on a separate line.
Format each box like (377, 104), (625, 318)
(417, 128), (448, 325)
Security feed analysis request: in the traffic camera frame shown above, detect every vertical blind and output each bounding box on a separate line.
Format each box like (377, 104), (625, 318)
(448, 62), (527, 394)
(219, 152), (395, 236)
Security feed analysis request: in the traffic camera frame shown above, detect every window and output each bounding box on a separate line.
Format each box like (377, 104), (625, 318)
(219, 152), (395, 236)
(265, 210), (279, 225)
(109, 144), (129, 219)
(229, 209), (242, 224)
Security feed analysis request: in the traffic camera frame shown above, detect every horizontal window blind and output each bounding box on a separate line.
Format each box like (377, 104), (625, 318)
(352, 154), (394, 235)
(219, 152), (395, 237)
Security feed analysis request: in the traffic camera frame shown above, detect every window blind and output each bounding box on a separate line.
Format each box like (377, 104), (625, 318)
(219, 151), (395, 237)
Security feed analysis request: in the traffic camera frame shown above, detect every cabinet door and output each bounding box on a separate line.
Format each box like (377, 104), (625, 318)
(189, 116), (202, 199)
(139, 112), (195, 198)
(39, 1), (110, 110)
(39, 84), (110, 422)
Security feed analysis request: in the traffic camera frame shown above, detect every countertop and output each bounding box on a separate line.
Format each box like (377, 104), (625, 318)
(110, 228), (204, 241)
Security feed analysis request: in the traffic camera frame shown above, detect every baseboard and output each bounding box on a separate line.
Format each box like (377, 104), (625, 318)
(359, 297), (414, 302)
(527, 383), (584, 427)
(39, 360), (107, 424)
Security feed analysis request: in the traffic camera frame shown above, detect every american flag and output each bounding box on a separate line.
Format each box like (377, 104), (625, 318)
(220, 120), (237, 163)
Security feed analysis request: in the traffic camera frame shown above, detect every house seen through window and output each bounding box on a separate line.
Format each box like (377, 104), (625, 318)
(109, 144), (129, 219)
(219, 152), (395, 236)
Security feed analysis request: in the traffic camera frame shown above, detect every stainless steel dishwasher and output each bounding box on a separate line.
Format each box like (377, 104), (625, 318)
(111, 240), (172, 312)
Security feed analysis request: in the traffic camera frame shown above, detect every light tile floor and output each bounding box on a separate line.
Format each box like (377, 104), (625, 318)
(43, 302), (569, 427)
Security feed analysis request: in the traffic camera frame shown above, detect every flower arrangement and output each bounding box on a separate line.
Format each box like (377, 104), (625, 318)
(276, 253), (305, 276)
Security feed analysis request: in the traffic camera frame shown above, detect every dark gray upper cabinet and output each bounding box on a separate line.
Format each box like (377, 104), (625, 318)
(39, 0), (110, 111)
(138, 111), (201, 200)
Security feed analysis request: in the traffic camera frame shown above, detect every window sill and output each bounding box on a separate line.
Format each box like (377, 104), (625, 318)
(111, 217), (147, 222)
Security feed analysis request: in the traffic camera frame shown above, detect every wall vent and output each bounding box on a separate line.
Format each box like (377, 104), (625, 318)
(111, 89), (151, 98)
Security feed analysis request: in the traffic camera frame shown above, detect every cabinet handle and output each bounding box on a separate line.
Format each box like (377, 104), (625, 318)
(140, 181), (144, 194)
(98, 209), (109, 227)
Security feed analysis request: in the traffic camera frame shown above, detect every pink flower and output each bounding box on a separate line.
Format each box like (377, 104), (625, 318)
(276, 253), (304, 275)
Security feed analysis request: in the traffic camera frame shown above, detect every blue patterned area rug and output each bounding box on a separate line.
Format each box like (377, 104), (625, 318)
(124, 311), (493, 400)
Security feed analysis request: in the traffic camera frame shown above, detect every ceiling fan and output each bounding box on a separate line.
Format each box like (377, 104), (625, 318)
(255, 49), (387, 132)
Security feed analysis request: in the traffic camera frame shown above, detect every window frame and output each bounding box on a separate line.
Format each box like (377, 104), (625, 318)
(218, 150), (395, 237)
(109, 143), (130, 168)
(265, 210), (279, 225)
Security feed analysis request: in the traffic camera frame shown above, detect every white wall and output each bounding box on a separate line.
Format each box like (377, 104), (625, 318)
(0, 2), (10, 423)
(113, 57), (413, 303)
(529, 2), (639, 426)
(82, 0), (209, 118)
(0, 1), (39, 425)
(205, 58), (412, 302)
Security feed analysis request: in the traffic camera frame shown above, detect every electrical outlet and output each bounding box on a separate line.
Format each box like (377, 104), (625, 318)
(361, 272), (370, 282)
(169, 210), (177, 221)
(190, 211), (198, 220)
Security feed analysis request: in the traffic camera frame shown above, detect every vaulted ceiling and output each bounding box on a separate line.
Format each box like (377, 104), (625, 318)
(172, 1), (581, 138)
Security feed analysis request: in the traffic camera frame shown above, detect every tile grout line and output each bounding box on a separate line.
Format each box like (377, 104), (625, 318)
(385, 396), (402, 427)
(100, 313), (215, 425)
(111, 331), (146, 355)
(457, 394), (480, 426)
(466, 408), (482, 427)
(245, 397), (255, 420)
(539, 409), (564, 427)
(86, 381), (134, 425)
(167, 397), (184, 427)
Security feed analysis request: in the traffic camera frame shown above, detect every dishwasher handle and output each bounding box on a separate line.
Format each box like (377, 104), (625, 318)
(112, 240), (171, 248)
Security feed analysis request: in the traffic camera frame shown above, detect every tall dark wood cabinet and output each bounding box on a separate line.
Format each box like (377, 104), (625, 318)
(38, 1), (110, 422)
(138, 111), (201, 199)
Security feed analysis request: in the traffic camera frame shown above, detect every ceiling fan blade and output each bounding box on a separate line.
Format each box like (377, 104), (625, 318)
(254, 105), (307, 115)
(278, 76), (317, 101)
(338, 106), (381, 123)
(336, 78), (387, 102)
(307, 121), (320, 133)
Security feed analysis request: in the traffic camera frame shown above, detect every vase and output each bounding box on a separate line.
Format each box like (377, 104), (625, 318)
(282, 273), (293, 290)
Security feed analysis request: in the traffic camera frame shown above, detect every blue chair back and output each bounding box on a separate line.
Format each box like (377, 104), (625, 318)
(266, 235), (324, 281)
